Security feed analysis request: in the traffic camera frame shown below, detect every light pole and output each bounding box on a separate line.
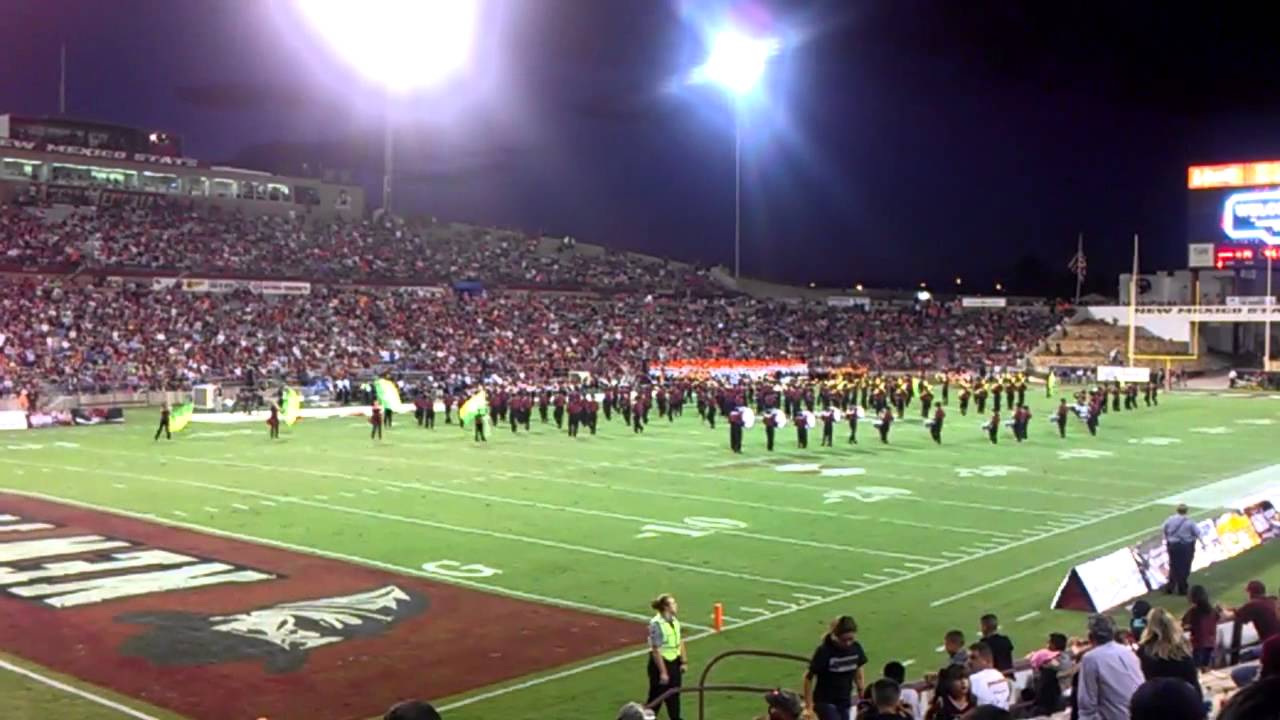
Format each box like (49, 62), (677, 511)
(692, 29), (780, 279)
(1266, 249), (1274, 372)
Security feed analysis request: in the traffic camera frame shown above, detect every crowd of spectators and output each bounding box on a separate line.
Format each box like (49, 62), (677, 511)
(0, 204), (714, 292)
(0, 277), (1057, 396)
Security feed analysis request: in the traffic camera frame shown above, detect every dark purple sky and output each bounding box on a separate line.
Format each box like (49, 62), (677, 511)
(4, 0), (1280, 294)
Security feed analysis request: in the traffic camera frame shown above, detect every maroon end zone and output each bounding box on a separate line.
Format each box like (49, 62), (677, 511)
(0, 494), (642, 720)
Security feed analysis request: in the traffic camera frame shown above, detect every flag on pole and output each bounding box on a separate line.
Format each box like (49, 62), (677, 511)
(282, 387), (302, 426)
(169, 402), (194, 433)
(459, 390), (489, 425)
(1067, 243), (1087, 280)
(374, 378), (401, 409)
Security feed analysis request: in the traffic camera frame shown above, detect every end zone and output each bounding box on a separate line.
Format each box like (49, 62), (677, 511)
(0, 494), (641, 720)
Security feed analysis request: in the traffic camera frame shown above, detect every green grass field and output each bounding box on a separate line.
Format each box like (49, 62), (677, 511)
(3, 390), (1280, 720)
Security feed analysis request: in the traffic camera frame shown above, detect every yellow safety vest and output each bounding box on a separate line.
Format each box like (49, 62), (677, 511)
(653, 614), (682, 661)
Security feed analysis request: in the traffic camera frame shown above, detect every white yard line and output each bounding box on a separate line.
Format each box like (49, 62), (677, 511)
(0, 459), (828, 592)
(0, 658), (160, 720)
(1015, 611), (1042, 623)
(305, 445), (1025, 539)
(230, 503), (251, 511)
(0, 486), (698, 631)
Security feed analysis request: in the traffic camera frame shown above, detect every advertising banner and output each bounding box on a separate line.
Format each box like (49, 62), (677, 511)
(826, 296), (871, 308)
(1096, 365), (1152, 383)
(961, 297), (1008, 308)
(0, 137), (200, 168)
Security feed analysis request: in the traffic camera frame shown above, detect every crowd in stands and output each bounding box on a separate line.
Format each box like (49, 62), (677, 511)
(0, 276), (1057, 396)
(0, 204), (714, 292)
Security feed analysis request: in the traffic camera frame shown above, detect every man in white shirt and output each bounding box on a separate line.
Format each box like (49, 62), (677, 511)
(966, 642), (1011, 710)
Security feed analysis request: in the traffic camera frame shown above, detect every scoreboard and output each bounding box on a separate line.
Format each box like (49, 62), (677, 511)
(1187, 160), (1280, 268)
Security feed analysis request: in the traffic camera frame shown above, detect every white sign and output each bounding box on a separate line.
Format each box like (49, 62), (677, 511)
(178, 278), (311, 295)
(826, 296), (871, 308)
(1188, 243), (1215, 268)
(1131, 305), (1280, 322)
(1096, 365), (1152, 383)
(1226, 296), (1276, 307)
(961, 297), (1008, 308)
(0, 411), (28, 432)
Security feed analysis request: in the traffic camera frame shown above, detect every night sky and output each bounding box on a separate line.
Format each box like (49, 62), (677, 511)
(4, 0), (1280, 295)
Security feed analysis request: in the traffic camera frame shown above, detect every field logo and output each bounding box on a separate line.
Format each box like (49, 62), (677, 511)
(118, 585), (427, 673)
(954, 465), (1026, 478)
(1223, 189), (1280, 245)
(1190, 426), (1232, 434)
(822, 487), (912, 504)
(1057, 449), (1114, 460)
(1128, 437), (1181, 446)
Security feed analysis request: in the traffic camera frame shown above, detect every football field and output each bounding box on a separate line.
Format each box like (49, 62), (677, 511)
(2, 390), (1279, 720)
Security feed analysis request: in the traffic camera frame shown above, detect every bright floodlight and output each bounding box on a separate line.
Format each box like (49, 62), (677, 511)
(294, 0), (479, 93)
(694, 29), (780, 96)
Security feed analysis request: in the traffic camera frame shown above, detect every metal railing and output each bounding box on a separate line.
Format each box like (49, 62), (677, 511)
(644, 649), (810, 720)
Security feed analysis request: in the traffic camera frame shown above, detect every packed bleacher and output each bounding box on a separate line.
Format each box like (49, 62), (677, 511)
(0, 203), (715, 292)
(0, 275), (1057, 396)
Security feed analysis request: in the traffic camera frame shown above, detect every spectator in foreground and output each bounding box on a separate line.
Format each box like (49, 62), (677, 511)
(803, 615), (867, 720)
(1023, 633), (1071, 715)
(1182, 585), (1221, 669)
(1076, 614), (1144, 720)
(962, 708), (1011, 720)
(979, 614), (1014, 672)
(966, 642), (1011, 710)
(759, 689), (807, 720)
(1137, 607), (1201, 703)
(383, 700), (441, 720)
(1220, 581), (1279, 646)
(926, 665), (976, 720)
(1265, 634), (1280, 679)
(1218, 676), (1280, 720)
(858, 679), (912, 720)
(1128, 678), (1205, 720)
(943, 629), (967, 668)
(882, 662), (923, 720)
(617, 701), (656, 720)
(1129, 600), (1152, 640)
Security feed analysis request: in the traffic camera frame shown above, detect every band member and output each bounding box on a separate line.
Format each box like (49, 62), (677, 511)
(877, 408), (893, 444)
(425, 392), (437, 429)
(1150, 379), (1159, 406)
(992, 380), (1003, 413)
(567, 395), (580, 437)
(444, 394), (454, 424)
(974, 384), (987, 415)
(538, 392), (550, 423)
(920, 385), (934, 418)
(1056, 399), (1069, 438)
(1086, 400), (1100, 436)
(510, 396), (521, 433)
(553, 393), (566, 429)
(155, 402), (172, 441)
(728, 407), (744, 454)
(985, 409), (999, 444)
(267, 402), (280, 439)
(959, 384), (971, 416)
(370, 400), (383, 440)
(820, 408), (835, 447)
(1014, 405), (1031, 442)
(929, 404), (945, 444)
(656, 389), (668, 420)
(1143, 380), (1154, 407)
(1126, 382), (1139, 410)
(473, 412), (486, 443)
(707, 401), (717, 429)
(633, 398), (645, 433)
(847, 407), (859, 444)
(1112, 382), (1122, 412)
(764, 411), (777, 451)
(795, 412), (809, 449)
(941, 374), (951, 406)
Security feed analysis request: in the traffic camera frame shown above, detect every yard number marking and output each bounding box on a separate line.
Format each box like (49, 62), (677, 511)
(635, 516), (747, 539)
(954, 465), (1026, 478)
(421, 560), (503, 578)
(822, 487), (912, 505)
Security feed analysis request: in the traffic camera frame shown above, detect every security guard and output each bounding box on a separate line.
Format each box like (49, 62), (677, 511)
(647, 593), (688, 720)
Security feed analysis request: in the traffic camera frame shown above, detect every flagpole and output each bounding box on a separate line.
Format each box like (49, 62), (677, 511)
(1074, 233), (1084, 304)
(1127, 234), (1139, 366)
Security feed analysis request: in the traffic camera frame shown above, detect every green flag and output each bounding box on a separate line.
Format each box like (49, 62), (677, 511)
(169, 402), (194, 433)
(374, 379), (401, 408)
(459, 390), (489, 424)
(1047, 372), (1058, 397)
(282, 387), (302, 426)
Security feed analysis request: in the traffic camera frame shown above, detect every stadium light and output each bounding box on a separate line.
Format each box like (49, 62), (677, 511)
(293, 0), (480, 93)
(293, 0), (480, 216)
(692, 30), (781, 97)
(689, 25), (780, 281)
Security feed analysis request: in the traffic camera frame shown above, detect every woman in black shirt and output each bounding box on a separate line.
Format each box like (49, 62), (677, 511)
(804, 616), (868, 720)
(1137, 607), (1201, 703)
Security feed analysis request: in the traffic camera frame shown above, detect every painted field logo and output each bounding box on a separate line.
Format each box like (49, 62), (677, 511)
(118, 585), (427, 673)
(0, 494), (642, 720)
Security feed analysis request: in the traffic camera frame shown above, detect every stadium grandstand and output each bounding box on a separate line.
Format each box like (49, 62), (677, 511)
(2, 6), (1280, 720)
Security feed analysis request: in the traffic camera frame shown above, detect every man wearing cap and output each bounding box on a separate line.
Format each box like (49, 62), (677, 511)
(1076, 614), (1144, 720)
(1162, 504), (1202, 596)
